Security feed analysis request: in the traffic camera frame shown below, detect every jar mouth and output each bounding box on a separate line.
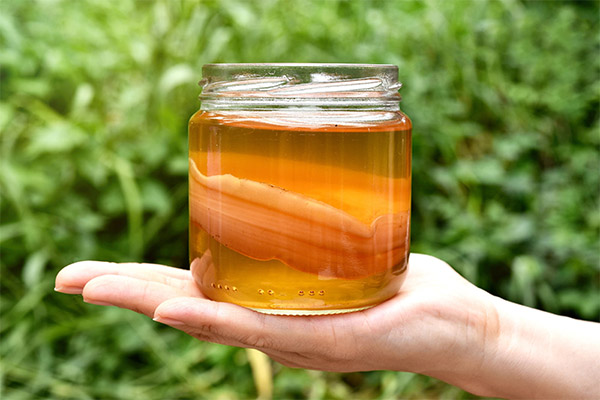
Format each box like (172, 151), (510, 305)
(199, 63), (402, 111)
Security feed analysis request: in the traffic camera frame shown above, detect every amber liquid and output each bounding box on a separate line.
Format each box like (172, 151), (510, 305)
(189, 111), (412, 314)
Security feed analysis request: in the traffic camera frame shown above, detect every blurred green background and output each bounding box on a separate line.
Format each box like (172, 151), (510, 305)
(1, 0), (598, 398)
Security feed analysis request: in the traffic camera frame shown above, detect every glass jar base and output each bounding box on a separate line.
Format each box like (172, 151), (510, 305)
(247, 305), (374, 316)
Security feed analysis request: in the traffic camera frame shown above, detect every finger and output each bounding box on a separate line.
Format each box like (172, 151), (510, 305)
(81, 274), (201, 317)
(55, 261), (193, 294)
(153, 297), (360, 360)
(402, 253), (474, 293)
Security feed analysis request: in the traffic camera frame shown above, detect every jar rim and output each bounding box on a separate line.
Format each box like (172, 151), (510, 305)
(203, 63), (398, 69)
(202, 63), (398, 81)
(199, 63), (402, 111)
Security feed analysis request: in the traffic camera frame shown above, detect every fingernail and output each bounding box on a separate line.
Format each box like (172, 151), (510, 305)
(153, 316), (185, 326)
(83, 298), (114, 306)
(54, 286), (83, 294)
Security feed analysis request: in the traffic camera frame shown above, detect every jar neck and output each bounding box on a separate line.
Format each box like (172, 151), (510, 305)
(198, 64), (402, 111)
(200, 97), (401, 111)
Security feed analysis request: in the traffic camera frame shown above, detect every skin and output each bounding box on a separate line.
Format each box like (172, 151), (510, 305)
(55, 254), (600, 399)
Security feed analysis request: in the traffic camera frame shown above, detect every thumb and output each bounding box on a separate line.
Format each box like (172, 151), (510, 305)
(153, 297), (370, 372)
(153, 297), (287, 350)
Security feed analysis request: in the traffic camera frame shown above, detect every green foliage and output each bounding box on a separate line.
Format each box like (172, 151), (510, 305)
(1, 0), (598, 398)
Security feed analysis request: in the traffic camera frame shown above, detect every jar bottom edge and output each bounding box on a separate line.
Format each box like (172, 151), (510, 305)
(247, 305), (374, 316)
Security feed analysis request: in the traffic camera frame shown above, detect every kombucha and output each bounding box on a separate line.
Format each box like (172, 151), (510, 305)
(189, 111), (412, 314)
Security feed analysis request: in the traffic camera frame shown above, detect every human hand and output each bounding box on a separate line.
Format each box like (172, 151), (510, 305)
(54, 254), (496, 391)
(55, 254), (600, 399)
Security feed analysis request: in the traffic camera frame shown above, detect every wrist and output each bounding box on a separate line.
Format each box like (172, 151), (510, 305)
(407, 285), (504, 395)
(465, 295), (600, 399)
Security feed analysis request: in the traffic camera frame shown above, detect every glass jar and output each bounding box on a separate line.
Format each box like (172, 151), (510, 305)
(189, 63), (411, 315)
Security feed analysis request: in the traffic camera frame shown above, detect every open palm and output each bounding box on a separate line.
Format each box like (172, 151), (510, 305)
(55, 254), (493, 378)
